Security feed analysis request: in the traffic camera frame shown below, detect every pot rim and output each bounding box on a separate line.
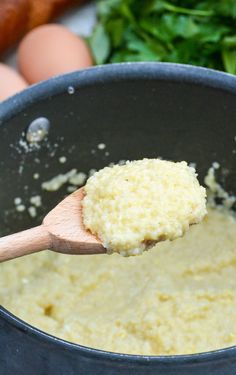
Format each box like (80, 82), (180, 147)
(1, 61), (236, 122)
(1, 62), (236, 364)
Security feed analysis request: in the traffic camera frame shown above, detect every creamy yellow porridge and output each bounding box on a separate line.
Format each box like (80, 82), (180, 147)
(0, 160), (235, 355)
(83, 159), (206, 255)
(1, 206), (236, 355)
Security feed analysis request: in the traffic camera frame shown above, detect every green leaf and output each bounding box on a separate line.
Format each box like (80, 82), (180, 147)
(121, 28), (161, 60)
(126, 38), (161, 60)
(196, 22), (229, 43)
(89, 24), (111, 64)
(149, 0), (214, 17)
(222, 35), (236, 48)
(140, 16), (174, 43)
(215, 0), (236, 18)
(97, 0), (122, 17)
(222, 49), (236, 74)
(163, 14), (199, 38)
(106, 18), (125, 47)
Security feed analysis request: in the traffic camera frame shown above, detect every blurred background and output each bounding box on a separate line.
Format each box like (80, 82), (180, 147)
(0, 0), (235, 101)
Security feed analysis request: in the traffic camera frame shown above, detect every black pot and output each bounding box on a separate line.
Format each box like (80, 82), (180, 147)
(1, 63), (236, 375)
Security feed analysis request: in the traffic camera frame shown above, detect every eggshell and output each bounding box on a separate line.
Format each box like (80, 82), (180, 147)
(18, 24), (93, 84)
(0, 63), (28, 101)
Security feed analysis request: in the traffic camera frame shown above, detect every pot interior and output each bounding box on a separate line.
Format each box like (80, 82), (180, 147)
(0, 64), (236, 235)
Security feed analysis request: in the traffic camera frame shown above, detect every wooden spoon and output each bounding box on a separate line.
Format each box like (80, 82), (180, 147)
(0, 188), (105, 263)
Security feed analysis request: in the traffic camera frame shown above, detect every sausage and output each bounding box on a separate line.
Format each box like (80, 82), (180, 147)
(0, 0), (87, 56)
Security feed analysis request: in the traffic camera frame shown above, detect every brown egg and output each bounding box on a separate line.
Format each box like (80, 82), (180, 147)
(18, 24), (93, 84)
(0, 63), (28, 101)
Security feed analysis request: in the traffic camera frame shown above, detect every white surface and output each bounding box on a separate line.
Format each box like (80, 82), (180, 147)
(57, 2), (96, 37)
(3, 2), (96, 70)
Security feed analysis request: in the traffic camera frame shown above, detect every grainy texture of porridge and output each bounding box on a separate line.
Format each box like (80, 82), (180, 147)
(1, 208), (236, 355)
(83, 159), (206, 255)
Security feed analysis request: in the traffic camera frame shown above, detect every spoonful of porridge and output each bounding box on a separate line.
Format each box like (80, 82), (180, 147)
(0, 158), (206, 262)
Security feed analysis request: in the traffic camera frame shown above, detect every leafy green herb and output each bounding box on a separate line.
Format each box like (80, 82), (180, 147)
(89, 24), (110, 64)
(222, 50), (236, 74)
(89, 0), (236, 74)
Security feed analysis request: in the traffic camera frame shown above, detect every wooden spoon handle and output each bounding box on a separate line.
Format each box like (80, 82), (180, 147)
(0, 225), (51, 262)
